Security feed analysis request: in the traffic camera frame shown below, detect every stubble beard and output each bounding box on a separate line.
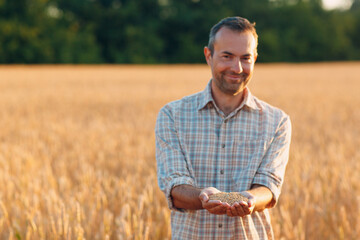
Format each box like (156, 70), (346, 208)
(214, 71), (251, 96)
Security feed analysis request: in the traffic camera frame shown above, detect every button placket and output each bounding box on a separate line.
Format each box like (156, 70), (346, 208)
(220, 121), (226, 150)
(220, 118), (228, 150)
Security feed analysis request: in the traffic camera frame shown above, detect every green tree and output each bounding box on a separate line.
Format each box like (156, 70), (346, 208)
(56, 0), (164, 63)
(255, 0), (356, 62)
(0, 0), (101, 63)
(0, 0), (359, 63)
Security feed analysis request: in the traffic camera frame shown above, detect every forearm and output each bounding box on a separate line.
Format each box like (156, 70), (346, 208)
(170, 184), (273, 212)
(247, 184), (274, 212)
(171, 184), (203, 210)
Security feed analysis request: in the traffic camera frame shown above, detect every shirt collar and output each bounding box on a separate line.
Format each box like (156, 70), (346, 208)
(197, 80), (214, 111)
(197, 80), (261, 111)
(241, 87), (261, 111)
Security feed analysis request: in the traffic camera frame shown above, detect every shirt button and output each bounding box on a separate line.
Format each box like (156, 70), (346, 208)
(218, 223), (222, 228)
(224, 119), (228, 123)
(221, 144), (225, 148)
(220, 169), (224, 174)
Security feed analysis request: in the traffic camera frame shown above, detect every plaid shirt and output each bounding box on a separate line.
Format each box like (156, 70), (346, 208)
(155, 80), (291, 239)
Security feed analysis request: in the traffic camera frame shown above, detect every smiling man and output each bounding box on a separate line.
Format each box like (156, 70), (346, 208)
(156, 17), (292, 239)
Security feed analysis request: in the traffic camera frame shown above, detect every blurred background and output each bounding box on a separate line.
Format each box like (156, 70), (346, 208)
(1, 1), (359, 239)
(0, 0), (359, 64)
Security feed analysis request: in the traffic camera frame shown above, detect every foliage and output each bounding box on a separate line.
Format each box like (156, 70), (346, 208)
(0, 0), (359, 63)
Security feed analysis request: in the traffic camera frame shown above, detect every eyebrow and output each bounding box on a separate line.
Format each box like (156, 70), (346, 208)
(221, 51), (252, 57)
(222, 51), (234, 56)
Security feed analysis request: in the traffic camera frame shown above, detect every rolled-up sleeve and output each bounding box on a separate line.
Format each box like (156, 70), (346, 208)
(155, 105), (195, 211)
(252, 114), (292, 207)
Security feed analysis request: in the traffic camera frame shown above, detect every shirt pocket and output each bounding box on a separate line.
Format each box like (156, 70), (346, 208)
(231, 138), (267, 191)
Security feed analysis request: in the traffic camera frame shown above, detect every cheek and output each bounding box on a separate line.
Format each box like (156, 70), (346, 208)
(212, 64), (224, 74)
(215, 61), (232, 73)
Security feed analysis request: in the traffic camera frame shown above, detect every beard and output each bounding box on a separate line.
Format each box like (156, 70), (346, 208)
(213, 70), (251, 95)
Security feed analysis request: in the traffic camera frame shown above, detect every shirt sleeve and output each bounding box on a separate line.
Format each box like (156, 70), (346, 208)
(155, 105), (196, 211)
(252, 114), (292, 207)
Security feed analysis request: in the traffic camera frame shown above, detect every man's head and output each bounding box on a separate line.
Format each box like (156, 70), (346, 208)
(208, 17), (258, 57)
(204, 16), (258, 96)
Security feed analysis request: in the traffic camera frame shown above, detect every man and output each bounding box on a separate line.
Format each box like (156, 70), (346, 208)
(155, 16), (291, 239)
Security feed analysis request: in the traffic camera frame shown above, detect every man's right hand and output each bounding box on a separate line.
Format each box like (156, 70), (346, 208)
(199, 187), (230, 215)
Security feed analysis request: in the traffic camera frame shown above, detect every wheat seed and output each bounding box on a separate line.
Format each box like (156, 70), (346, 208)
(209, 192), (248, 205)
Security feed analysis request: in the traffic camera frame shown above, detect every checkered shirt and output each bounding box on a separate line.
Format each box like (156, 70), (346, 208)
(155, 80), (291, 239)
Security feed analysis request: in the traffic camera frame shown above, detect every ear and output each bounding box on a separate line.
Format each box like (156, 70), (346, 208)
(204, 46), (212, 65)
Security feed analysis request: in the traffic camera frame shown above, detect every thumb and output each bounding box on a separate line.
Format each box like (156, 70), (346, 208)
(248, 197), (256, 208)
(199, 192), (208, 202)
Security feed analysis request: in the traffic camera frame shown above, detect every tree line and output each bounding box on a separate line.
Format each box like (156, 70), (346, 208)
(0, 0), (359, 63)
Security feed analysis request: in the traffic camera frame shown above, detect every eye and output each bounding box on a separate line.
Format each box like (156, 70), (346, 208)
(241, 56), (252, 62)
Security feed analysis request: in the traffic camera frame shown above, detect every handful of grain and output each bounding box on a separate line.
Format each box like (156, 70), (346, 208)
(209, 192), (248, 206)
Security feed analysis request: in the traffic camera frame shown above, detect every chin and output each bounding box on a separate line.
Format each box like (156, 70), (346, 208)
(214, 76), (247, 94)
(230, 84), (247, 95)
(222, 86), (242, 95)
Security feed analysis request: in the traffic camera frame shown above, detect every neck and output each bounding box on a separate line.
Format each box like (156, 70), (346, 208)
(211, 81), (245, 116)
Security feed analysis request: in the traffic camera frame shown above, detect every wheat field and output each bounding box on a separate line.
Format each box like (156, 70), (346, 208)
(0, 63), (359, 240)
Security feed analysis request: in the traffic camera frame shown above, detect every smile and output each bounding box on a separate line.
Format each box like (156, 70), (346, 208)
(226, 74), (243, 81)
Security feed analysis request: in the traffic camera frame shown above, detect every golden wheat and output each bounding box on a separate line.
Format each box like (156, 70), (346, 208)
(0, 63), (359, 240)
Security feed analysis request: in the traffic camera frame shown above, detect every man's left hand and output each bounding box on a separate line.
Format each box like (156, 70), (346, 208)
(226, 191), (256, 217)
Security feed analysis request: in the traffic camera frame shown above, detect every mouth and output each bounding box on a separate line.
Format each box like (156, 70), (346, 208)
(227, 75), (242, 80)
(225, 73), (244, 82)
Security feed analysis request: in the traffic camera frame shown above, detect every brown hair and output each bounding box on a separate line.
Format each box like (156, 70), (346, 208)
(208, 16), (258, 56)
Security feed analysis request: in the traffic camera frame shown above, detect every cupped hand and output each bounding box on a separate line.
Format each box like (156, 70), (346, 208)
(199, 187), (230, 215)
(226, 191), (256, 217)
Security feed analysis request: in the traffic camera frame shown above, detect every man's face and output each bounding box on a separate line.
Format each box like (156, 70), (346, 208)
(204, 27), (257, 96)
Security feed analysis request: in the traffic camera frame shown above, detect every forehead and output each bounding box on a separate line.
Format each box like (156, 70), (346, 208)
(213, 27), (257, 55)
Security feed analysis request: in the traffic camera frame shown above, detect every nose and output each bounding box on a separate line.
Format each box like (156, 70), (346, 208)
(231, 58), (242, 73)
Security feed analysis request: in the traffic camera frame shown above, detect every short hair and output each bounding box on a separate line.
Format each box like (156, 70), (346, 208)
(208, 16), (258, 56)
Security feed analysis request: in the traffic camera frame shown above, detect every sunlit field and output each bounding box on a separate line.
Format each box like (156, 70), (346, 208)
(0, 63), (359, 240)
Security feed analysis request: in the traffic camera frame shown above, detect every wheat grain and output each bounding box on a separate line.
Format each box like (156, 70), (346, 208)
(209, 192), (248, 205)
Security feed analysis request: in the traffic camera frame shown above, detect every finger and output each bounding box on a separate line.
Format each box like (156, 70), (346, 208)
(199, 192), (209, 202)
(202, 187), (220, 195)
(247, 198), (255, 208)
(230, 205), (238, 216)
(244, 193), (256, 206)
(226, 208), (235, 217)
(248, 204), (255, 214)
(242, 206), (251, 215)
(223, 202), (231, 209)
(239, 200), (248, 207)
(209, 204), (227, 215)
(224, 203), (234, 217)
(207, 200), (222, 206)
(235, 203), (246, 216)
(239, 201), (251, 215)
(241, 203), (253, 215)
(203, 200), (222, 209)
